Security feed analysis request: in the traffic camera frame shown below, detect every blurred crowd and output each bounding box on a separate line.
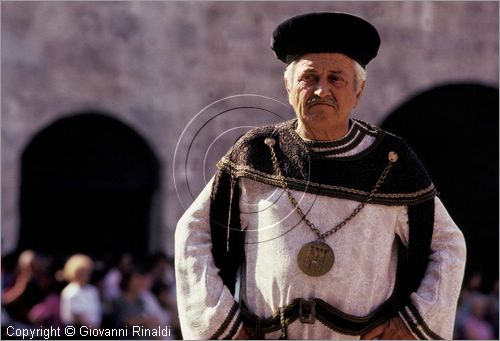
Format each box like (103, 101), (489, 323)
(1, 250), (180, 339)
(2, 249), (499, 340)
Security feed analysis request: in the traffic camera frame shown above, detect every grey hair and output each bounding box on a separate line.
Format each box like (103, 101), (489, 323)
(352, 59), (366, 90)
(284, 60), (297, 91)
(284, 57), (367, 91)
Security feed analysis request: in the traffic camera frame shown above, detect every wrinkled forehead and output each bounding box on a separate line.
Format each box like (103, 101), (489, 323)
(295, 52), (355, 72)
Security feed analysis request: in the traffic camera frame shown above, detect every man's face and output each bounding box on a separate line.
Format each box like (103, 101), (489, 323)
(285, 53), (365, 132)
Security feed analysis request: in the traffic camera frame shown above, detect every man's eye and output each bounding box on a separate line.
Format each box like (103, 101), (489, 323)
(330, 76), (347, 87)
(301, 75), (316, 82)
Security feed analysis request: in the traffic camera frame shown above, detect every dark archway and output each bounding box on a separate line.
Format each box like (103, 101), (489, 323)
(18, 111), (161, 259)
(381, 83), (499, 289)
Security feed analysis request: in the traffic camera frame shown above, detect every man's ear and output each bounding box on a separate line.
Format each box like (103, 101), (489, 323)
(284, 77), (291, 95)
(354, 80), (366, 106)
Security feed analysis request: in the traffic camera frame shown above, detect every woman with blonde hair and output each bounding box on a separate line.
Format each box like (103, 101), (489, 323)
(60, 254), (102, 327)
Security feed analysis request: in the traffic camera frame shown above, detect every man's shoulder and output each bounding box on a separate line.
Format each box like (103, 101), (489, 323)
(216, 120), (291, 176)
(227, 120), (290, 156)
(237, 120), (288, 143)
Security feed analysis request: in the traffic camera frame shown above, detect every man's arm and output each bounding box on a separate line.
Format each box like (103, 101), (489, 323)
(175, 178), (245, 339)
(397, 196), (466, 339)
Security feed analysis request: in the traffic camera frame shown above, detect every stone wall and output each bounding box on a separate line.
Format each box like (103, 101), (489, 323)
(2, 1), (498, 255)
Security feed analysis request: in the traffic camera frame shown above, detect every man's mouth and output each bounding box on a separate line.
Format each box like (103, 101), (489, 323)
(306, 96), (337, 108)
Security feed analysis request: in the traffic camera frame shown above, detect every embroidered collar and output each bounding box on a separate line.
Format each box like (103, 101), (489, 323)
(290, 119), (377, 159)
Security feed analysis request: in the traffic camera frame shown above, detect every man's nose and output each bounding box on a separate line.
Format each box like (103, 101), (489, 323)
(313, 78), (332, 97)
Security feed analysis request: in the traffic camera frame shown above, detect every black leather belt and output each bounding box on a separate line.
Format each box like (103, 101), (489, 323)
(240, 297), (396, 339)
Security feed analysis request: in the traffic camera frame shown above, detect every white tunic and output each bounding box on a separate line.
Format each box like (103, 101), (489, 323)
(175, 121), (466, 339)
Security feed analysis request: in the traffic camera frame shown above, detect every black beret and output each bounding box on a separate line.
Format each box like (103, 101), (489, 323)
(271, 12), (381, 68)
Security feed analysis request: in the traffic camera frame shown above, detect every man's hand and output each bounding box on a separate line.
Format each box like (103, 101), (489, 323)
(361, 316), (417, 340)
(233, 325), (250, 339)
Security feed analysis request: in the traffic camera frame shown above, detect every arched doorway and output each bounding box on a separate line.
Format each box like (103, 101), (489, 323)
(18, 111), (161, 259)
(381, 83), (499, 289)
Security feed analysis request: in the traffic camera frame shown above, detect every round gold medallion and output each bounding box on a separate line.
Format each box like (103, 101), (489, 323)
(297, 241), (335, 277)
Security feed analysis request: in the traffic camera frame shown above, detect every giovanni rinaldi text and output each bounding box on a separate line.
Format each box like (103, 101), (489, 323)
(5, 325), (172, 339)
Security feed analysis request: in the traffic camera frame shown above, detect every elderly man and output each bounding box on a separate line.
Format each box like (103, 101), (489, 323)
(175, 12), (466, 339)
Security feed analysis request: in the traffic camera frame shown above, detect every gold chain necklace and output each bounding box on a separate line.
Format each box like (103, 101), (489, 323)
(264, 137), (398, 277)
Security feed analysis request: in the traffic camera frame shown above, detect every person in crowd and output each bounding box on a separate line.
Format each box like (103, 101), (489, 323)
(2, 250), (45, 324)
(114, 263), (168, 339)
(486, 278), (499, 339)
(60, 254), (102, 327)
(462, 293), (494, 340)
(102, 253), (134, 303)
(28, 258), (65, 328)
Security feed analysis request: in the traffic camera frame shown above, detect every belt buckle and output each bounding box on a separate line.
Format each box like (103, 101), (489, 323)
(299, 299), (316, 324)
